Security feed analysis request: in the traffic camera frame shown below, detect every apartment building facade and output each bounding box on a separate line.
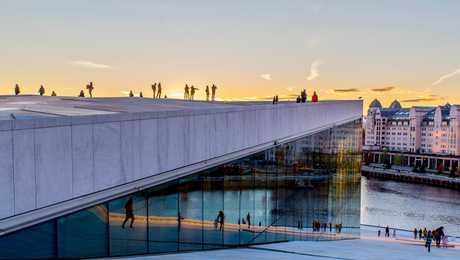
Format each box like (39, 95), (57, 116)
(364, 99), (460, 156)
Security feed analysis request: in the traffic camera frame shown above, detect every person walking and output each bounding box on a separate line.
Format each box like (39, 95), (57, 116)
(122, 197), (135, 229)
(211, 84), (217, 101)
(425, 231), (433, 253)
(218, 210), (225, 231)
(393, 229), (396, 238)
(205, 85), (210, 101)
(413, 228), (418, 239)
(423, 228), (428, 238)
(156, 83), (162, 98)
(86, 82), (94, 98)
(378, 230), (381, 237)
(190, 85), (198, 100)
(419, 228), (423, 240)
(385, 226), (390, 237)
(246, 212), (251, 229)
(184, 84), (189, 100)
(151, 83), (157, 98)
(14, 84), (20, 95)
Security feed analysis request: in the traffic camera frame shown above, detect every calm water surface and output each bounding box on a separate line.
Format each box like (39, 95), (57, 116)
(361, 176), (460, 236)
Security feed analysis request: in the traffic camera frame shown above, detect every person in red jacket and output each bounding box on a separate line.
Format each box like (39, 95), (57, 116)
(312, 91), (318, 102)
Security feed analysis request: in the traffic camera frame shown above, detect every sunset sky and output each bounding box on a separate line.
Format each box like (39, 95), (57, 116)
(1, 0), (460, 108)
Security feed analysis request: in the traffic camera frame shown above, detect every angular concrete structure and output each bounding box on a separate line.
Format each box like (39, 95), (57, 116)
(0, 96), (362, 236)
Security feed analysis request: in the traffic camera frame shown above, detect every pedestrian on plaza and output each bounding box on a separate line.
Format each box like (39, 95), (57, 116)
(435, 226), (444, 248)
(419, 228), (423, 240)
(425, 231), (433, 253)
(211, 84), (217, 101)
(296, 96), (301, 103)
(378, 230), (381, 237)
(311, 91), (318, 102)
(151, 83), (157, 98)
(301, 89), (307, 103)
(14, 84), (20, 95)
(393, 229), (396, 238)
(272, 96), (276, 104)
(442, 235), (449, 248)
(329, 223), (332, 232)
(385, 226), (390, 237)
(423, 228), (428, 238)
(86, 82), (94, 98)
(205, 85), (210, 101)
(38, 85), (45, 96)
(217, 210), (225, 231)
(414, 228), (418, 239)
(190, 85), (198, 100)
(156, 83), (162, 98)
(246, 212), (251, 229)
(184, 84), (189, 100)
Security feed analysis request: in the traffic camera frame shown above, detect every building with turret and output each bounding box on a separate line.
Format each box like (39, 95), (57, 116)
(364, 99), (460, 156)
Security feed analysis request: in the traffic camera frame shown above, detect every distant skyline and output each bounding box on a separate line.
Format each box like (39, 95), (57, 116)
(1, 0), (460, 108)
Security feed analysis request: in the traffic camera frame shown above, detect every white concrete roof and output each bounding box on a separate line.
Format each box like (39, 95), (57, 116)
(0, 95), (358, 131)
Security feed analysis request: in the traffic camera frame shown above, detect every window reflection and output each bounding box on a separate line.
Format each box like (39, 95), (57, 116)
(109, 194), (147, 256)
(147, 182), (179, 253)
(1, 119), (362, 259)
(58, 205), (108, 258)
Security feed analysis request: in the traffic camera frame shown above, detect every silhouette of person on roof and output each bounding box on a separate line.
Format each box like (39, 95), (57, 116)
(184, 84), (190, 100)
(211, 84), (217, 101)
(151, 83), (157, 98)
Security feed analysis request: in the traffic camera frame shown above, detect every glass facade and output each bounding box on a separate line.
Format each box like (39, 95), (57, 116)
(0, 120), (362, 259)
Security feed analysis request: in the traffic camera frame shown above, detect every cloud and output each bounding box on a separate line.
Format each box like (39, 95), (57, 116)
(370, 86), (395, 92)
(432, 68), (460, 85)
(307, 60), (323, 81)
(70, 60), (112, 69)
(333, 88), (360, 93)
(260, 74), (272, 80)
(401, 95), (444, 103)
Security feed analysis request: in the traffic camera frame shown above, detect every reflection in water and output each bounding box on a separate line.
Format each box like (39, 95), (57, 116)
(361, 176), (460, 236)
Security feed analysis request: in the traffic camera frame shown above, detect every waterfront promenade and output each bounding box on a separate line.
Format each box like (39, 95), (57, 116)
(361, 165), (460, 189)
(115, 237), (460, 260)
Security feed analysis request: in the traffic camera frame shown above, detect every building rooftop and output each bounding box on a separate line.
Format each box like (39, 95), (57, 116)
(0, 95), (249, 120)
(369, 99), (458, 122)
(0, 95), (359, 131)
